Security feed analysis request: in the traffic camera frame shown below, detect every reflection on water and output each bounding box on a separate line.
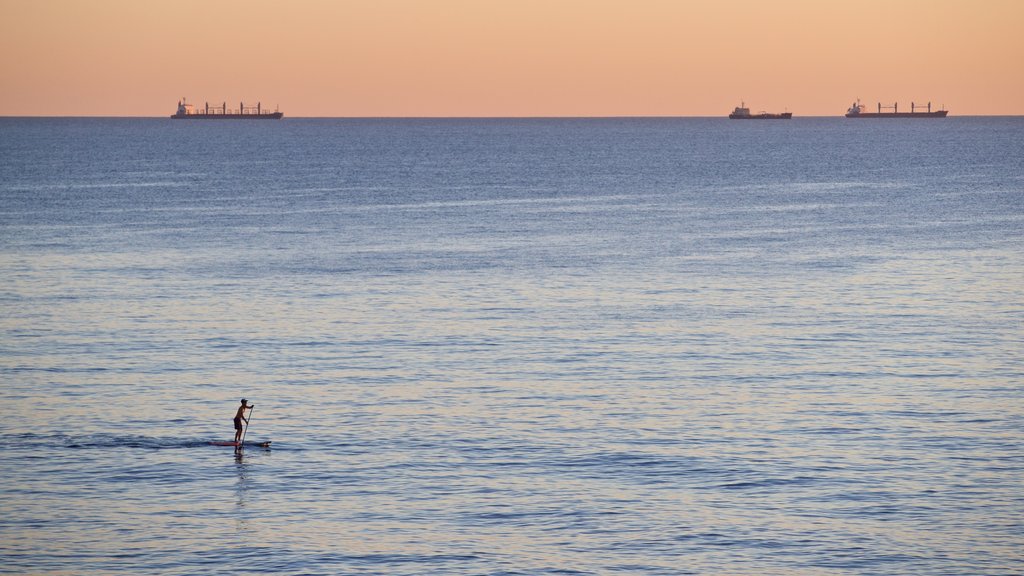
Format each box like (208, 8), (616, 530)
(235, 450), (250, 535)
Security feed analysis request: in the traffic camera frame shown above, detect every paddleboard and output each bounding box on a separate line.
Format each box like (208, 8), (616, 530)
(209, 441), (272, 448)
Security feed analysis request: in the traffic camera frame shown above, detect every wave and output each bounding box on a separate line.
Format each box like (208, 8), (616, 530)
(0, 432), (273, 450)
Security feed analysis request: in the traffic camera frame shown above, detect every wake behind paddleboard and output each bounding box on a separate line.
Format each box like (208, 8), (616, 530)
(209, 441), (272, 448)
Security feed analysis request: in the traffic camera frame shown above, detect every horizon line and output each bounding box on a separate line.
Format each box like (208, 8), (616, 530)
(3, 113), (1021, 120)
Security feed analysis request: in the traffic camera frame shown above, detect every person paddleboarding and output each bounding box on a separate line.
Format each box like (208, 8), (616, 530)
(234, 399), (254, 443)
(209, 400), (270, 449)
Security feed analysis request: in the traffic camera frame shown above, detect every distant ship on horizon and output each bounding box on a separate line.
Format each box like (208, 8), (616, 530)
(728, 102), (792, 120)
(171, 98), (283, 119)
(845, 99), (947, 118)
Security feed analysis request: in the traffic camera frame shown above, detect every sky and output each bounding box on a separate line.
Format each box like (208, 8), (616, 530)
(1, 0), (1022, 117)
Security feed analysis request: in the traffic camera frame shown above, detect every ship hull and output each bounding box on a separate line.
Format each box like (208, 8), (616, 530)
(729, 112), (792, 119)
(170, 112), (283, 119)
(845, 111), (947, 118)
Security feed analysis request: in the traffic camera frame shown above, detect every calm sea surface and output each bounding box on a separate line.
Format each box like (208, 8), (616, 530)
(1, 117), (1022, 575)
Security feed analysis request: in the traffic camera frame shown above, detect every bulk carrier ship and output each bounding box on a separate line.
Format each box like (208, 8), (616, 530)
(845, 99), (947, 118)
(171, 99), (283, 119)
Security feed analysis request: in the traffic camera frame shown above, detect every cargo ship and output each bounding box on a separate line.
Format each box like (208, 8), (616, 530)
(845, 99), (947, 118)
(729, 102), (792, 119)
(170, 98), (283, 119)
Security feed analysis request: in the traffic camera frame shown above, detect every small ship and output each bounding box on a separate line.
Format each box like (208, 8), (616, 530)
(728, 102), (792, 120)
(845, 100), (947, 118)
(171, 98), (283, 119)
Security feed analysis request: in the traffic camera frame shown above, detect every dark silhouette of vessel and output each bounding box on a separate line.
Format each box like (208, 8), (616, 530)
(729, 102), (792, 119)
(845, 99), (947, 118)
(170, 98), (283, 119)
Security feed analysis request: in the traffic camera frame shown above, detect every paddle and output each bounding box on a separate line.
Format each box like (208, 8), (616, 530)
(240, 403), (254, 447)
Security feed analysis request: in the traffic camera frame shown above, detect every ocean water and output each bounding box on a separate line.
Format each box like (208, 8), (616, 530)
(0, 117), (1022, 575)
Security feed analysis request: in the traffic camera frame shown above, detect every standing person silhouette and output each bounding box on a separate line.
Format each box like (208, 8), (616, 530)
(234, 399), (253, 443)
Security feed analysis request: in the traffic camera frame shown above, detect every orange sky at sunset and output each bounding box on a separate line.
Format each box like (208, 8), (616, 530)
(1, 0), (1021, 117)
